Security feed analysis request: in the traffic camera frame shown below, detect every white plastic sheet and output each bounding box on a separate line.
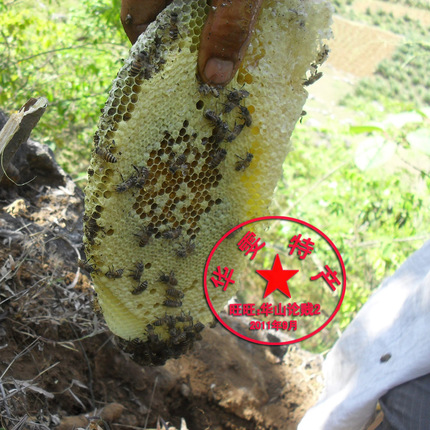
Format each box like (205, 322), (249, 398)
(299, 240), (430, 430)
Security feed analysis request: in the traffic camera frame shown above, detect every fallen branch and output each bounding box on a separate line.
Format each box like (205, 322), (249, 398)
(0, 97), (48, 183)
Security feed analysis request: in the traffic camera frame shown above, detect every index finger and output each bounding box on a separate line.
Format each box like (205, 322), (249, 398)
(121, 0), (173, 44)
(198, 0), (264, 86)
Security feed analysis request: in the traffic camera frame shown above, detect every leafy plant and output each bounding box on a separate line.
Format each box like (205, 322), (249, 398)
(0, 0), (129, 177)
(274, 109), (430, 351)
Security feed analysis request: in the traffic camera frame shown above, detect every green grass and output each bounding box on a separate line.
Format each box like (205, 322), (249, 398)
(275, 117), (430, 351)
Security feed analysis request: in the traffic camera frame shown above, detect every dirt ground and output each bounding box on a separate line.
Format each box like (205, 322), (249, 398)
(0, 293), (323, 430)
(327, 15), (403, 78)
(0, 137), (322, 430)
(0, 0), (420, 428)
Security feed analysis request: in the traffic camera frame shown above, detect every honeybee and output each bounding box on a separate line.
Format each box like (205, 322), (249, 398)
(204, 110), (229, 143)
(154, 33), (162, 48)
(153, 317), (165, 326)
(132, 280), (148, 295)
(129, 261), (144, 281)
(226, 224), (243, 239)
(166, 287), (184, 299)
(223, 101), (236, 114)
(159, 270), (178, 286)
(132, 347), (152, 365)
(95, 146), (117, 163)
(235, 152), (253, 171)
(299, 110), (307, 124)
(209, 148), (227, 169)
(130, 51), (150, 77)
(92, 294), (102, 315)
(116, 165), (148, 192)
(169, 11), (179, 39)
(176, 312), (193, 323)
(135, 225), (155, 247)
(198, 83), (221, 98)
(303, 71), (323, 86)
(163, 299), (182, 307)
(105, 266), (124, 279)
(162, 226), (182, 240)
(214, 124), (230, 143)
(173, 332), (188, 345)
(165, 315), (177, 328)
(194, 322), (205, 333)
(316, 44), (330, 65)
(204, 108), (220, 123)
(124, 13), (133, 25)
(84, 214), (99, 232)
(146, 325), (159, 343)
(116, 177), (134, 193)
(133, 165), (149, 188)
(78, 258), (96, 274)
(226, 123), (245, 142)
(184, 324), (196, 334)
(175, 239), (195, 258)
(169, 154), (187, 174)
(224, 89), (250, 113)
(227, 88), (250, 104)
(84, 216), (102, 245)
(239, 105), (252, 127)
(169, 327), (179, 337)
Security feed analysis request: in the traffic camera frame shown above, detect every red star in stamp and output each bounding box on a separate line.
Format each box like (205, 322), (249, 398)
(256, 254), (299, 299)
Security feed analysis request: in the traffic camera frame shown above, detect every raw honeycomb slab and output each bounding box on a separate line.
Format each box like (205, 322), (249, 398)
(84, 0), (333, 365)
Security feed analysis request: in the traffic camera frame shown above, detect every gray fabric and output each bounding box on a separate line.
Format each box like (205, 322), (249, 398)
(376, 373), (430, 430)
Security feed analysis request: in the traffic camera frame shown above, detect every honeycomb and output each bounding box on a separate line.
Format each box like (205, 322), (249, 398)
(84, 0), (333, 365)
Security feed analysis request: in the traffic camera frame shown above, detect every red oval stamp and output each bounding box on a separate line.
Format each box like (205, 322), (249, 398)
(204, 216), (346, 346)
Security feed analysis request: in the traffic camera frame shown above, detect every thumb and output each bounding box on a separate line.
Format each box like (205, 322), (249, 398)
(198, 0), (263, 86)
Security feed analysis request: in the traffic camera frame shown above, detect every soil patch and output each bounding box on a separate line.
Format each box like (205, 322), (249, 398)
(327, 16), (403, 77)
(0, 138), (323, 430)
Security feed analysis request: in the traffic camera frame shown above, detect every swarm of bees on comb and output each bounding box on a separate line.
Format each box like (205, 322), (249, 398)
(83, 0), (332, 366)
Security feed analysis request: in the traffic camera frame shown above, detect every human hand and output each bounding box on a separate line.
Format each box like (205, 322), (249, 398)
(120, 0), (263, 86)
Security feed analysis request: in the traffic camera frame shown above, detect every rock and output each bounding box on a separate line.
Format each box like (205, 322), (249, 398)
(99, 402), (125, 421)
(57, 415), (89, 430)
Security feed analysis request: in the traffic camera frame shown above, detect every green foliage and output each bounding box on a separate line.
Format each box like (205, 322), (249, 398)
(274, 110), (430, 351)
(0, 0), (129, 177)
(379, 0), (430, 11)
(407, 128), (430, 155)
(351, 39), (430, 106)
(331, 0), (354, 14)
(339, 2), (430, 107)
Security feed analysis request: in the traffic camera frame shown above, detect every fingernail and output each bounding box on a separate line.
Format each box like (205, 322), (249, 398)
(204, 58), (234, 85)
